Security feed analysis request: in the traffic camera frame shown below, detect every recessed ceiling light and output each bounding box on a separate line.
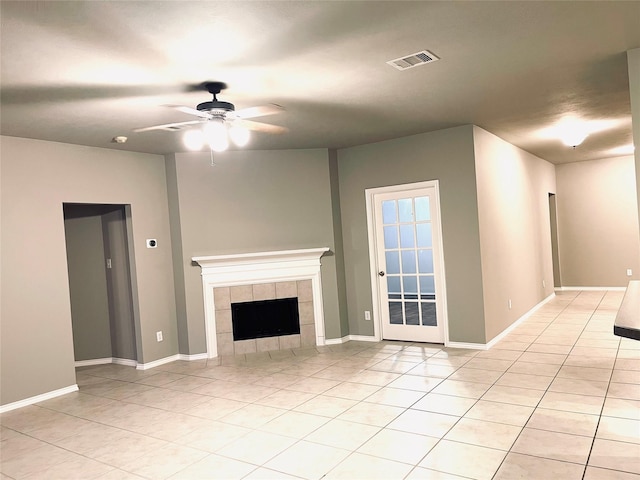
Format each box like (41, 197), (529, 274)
(536, 117), (624, 148)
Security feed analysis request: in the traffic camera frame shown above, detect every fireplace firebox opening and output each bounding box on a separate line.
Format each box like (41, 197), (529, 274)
(231, 297), (300, 341)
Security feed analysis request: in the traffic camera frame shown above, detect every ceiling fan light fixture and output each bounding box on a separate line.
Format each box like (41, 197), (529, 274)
(183, 129), (205, 151)
(229, 124), (250, 147)
(203, 119), (229, 152)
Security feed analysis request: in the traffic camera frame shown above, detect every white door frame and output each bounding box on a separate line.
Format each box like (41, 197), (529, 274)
(365, 180), (450, 345)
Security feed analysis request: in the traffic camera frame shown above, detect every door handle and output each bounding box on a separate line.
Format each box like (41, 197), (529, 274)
(378, 271), (385, 277)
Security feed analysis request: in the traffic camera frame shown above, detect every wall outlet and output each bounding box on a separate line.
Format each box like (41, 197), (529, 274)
(627, 269), (633, 277)
(156, 331), (163, 342)
(508, 299), (512, 310)
(146, 239), (158, 248)
(106, 258), (112, 269)
(364, 310), (371, 321)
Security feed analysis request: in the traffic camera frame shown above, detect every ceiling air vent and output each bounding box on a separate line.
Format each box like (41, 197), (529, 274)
(387, 50), (439, 71)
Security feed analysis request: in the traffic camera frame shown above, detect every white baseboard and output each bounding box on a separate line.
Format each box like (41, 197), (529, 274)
(0, 384), (79, 414)
(325, 335), (378, 345)
(5, 353), (206, 413)
(446, 341), (489, 350)
(136, 354), (180, 370)
(178, 353), (209, 361)
(347, 335), (379, 343)
(75, 357), (113, 367)
(112, 357), (138, 367)
(325, 336), (349, 345)
(76, 354), (207, 371)
(484, 292), (556, 348)
(446, 293), (556, 351)
(75, 357), (137, 368)
(557, 286), (626, 291)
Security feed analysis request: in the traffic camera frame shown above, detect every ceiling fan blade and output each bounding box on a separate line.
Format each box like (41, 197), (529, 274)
(236, 119), (289, 134)
(133, 120), (202, 133)
(163, 104), (211, 118)
(233, 104), (285, 119)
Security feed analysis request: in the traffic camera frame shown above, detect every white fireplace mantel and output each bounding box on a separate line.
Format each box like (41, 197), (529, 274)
(193, 248), (330, 357)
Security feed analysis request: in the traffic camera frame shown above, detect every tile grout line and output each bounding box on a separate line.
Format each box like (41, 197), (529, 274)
(488, 290), (581, 479)
(580, 291), (623, 480)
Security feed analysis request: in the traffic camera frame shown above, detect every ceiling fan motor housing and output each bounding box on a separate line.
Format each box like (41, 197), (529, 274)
(197, 100), (235, 113)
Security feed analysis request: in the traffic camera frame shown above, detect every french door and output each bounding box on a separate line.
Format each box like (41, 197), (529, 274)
(369, 182), (447, 343)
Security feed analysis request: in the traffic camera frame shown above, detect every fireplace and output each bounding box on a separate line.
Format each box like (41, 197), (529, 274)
(232, 297), (300, 341)
(193, 248), (330, 357)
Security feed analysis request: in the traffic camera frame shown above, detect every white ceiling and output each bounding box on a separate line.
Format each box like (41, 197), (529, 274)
(1, 1), (639, 164)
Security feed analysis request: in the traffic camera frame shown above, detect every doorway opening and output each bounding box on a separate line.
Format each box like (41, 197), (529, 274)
(548, 193), (562, 288)
(63, 204), (138, 367)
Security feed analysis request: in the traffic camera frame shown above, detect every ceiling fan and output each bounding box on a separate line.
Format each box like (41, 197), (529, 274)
(133, 81), (287, 152)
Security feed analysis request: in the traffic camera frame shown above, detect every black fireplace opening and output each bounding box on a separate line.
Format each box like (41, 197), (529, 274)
(231, 297), (300, 341)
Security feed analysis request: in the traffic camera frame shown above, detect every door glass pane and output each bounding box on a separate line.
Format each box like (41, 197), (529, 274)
(384, 226), (398, 249)
(403, 275), (418, 295)
(386, 251), (400, 274)
(419, 275), (435, 295)
(418, 249), (434, 274)
(415, 197), (430, 221)
(382, 200), (397, 224)
(398, 198), (413, 222)
(421, 302), (437, 326)
(405, 302), (419, 325)
(416, 223), (432, 247)
(389, 302), (403, 324)
(399, 225), (415, 248)
(401, 250), (416, 274)
(387, 276), (401, 294)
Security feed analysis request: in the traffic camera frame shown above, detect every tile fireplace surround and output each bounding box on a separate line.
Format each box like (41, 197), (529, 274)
(213, 280), (315, 356)
(193, 248), (330, 358)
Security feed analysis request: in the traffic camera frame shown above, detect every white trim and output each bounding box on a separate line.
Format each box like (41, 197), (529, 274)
(325, 336), (350, 345)
(74, 358), (113, 367)
(484, 293), (556, 348)
(136, 354), (180, 370)
(365, 180), (449, 345)
(178, 353), (209, 361)
(557, 286), (627, 291)
(193, 248), (330, 358)
(446, 293), (556, 350)
(0, 385), (79, 413)
(447, 341), (489, 351)
(325, 335), (392, 345)
(112, 357), (138, 367)
(325, 335), (379, 345)
(74, 357), (138, 368)
(347, 335), (379, 343)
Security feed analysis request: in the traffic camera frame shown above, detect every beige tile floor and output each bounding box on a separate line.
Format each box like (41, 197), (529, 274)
(1, 290), (639, 479)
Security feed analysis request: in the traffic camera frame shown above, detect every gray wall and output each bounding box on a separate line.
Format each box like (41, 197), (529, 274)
(64, 214), (112, 361)
(328, 150), (350, 337)
(0, 136), (177, 406)
(337, 125), (486, 344)
(103, 208), (137, 361)
(167, 148), (342, 354)
(473, 127), (557, 341)
(555, 156), (640, 287)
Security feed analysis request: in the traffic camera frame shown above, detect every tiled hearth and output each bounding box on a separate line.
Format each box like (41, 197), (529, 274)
(214, 280), (316, 356)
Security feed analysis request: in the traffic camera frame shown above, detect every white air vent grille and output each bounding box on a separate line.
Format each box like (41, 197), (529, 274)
(387, 50), (439, 71)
